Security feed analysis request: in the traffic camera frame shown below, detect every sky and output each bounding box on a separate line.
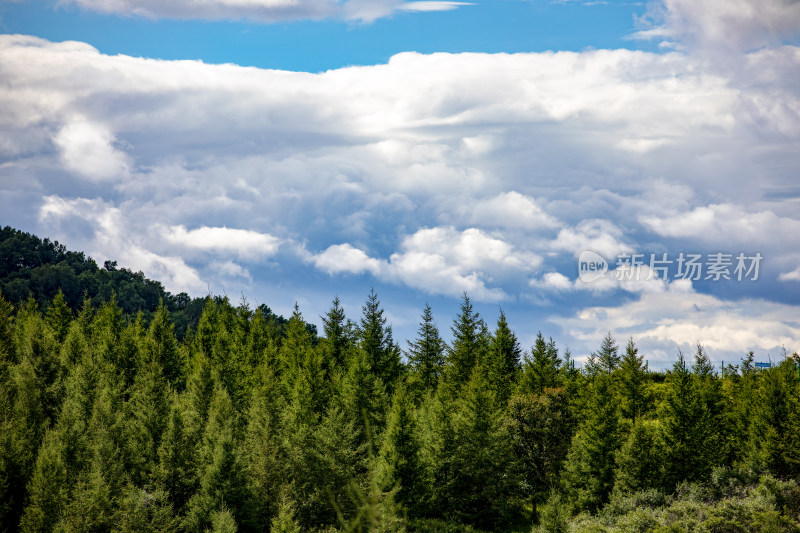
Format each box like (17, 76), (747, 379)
(1, 0), (800, 369)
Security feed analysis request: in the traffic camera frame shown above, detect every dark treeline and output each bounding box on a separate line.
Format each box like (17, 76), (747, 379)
(0, 226), (311, 340)
(1, 231), (800, 532)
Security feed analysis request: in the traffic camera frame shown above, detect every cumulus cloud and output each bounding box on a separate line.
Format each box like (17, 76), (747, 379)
(161, 225), (282, 259)
(1, 33), (799, 356)
(39, 196), (205, 293)
(635, 0), (800, 52)
(309, 227), (540, 301)
(554, 289), (800, 361)
(54, 120), (130, 181)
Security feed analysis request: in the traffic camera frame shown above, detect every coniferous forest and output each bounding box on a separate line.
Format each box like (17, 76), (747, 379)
(1, 226), (800, 532)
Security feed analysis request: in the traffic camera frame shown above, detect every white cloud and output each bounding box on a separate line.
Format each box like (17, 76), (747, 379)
(39, 196), (205, 294)
(778, 267), (800, 282)
(161, 225), (282, 259)
(549, 219), (633, 259)
(554, 289), (800, 359)
(312, 243), (383, 275)
(399, 2), (472, 12)
(308, 227), (540, 301)
(640, 203), (800, 249)
(1, 34), (799, 358)
(58, 0), (469, 22)
(54, 120), (130, 181)
(635, 0), (800, 53)
(465, 191), (559, 230)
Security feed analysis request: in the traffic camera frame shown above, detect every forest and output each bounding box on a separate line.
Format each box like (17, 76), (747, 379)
(1, 226), (799, 532)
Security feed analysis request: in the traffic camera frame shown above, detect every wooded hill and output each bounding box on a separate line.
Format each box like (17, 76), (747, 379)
(1, 227), (799, 532)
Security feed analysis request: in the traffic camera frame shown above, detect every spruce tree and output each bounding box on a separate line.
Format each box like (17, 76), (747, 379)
(613, 419), (664, 495)
(406, 303), (446, 393)
(586, 332), (619, 375)
(519, 332), (561, 395)
(485, 309), (522, 402)
(321, 296), (353, 370)
(147, 301), (183, 388)
(378, 387), (424, 516)
(660, 351), (714, 490)
(359, 289), (402, 392)
(563, 373), (621, 513)
(618, 338), (650, 424)
(445, 293), (485, 388)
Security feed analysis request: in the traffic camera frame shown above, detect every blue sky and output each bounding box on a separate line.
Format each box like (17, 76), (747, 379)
(1, 0), (800, 368)
(1, 1), (657, 71)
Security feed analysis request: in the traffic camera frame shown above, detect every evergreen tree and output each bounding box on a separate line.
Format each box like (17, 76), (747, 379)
(156, 399), (198, 515)
(519, 332), (561, 395)
(321, 296), (354, 370)
(660, 351), (715, 490)
(586, 332), (619, 375)
(147, 301), (183, 388)
(749, 359), (800, 479)
(618, 338), (650, 424)
(405, 303), (446, 393)
(185, 386), (249, 531)
(485, 309), (522, 402)
(446, 365), (518, 529)
(359, 289), (402, 392)
(563, 373), (621, 513)
(45, 289), (72, 345)
(445, 293), (485, 388)
(613, 419), (664, 494)
(19, 430), (69, 533)
(379, 387), (424, 515)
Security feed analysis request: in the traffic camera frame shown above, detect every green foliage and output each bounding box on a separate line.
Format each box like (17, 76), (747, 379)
(519, 332), (561, 396)
(507, 388), (574, 516)
(586, 332), (619, 375)
(485, 309), (521, 402)
(445, 294), (487, 389)
(563, 374), (622, 513)
(406, 303), (446, 394)
(2, 231), (800, 532)
(359, 289), (402, 393)
(617, 338), (651, 424)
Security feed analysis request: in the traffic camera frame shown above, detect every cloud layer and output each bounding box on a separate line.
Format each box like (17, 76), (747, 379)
(58, 0), (471, 22)
(1, 2), (799, 360)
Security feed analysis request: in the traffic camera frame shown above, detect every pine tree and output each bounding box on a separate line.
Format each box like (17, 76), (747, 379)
(614, 419), (664, 495)
(185, 386), (249, 531)
(485, 309), (521, 402)
(243, 366), (286, 528)
(45, 289), (72, 345)
(446, 365), (518, 528)
(322, 296), (354, 370)
(406, 303), (446, 393)
(519, 332), (561, 395)
(445, 293), (485, 388)
(156, 399), (198, 514)
(18, 430), (69, 533)
(147, 301), (183, 388)
(359, 289), (402, 392)
(660, 351), (714, 490)
(124, 353), (171, 485)
(586, 332), (619, 375)
(563, 373), (621, 513)
(378, 387), (424, 515)
(618, 338), (650, 424)
(749, 359), (800, 479)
